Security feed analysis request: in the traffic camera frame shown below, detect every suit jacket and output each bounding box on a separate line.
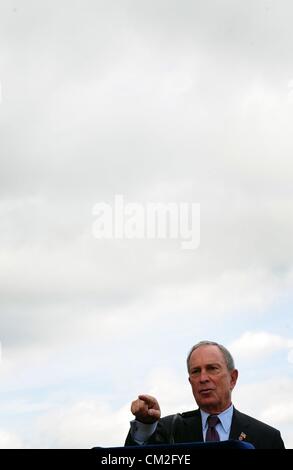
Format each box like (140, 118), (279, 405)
(125, 407), (285, 449)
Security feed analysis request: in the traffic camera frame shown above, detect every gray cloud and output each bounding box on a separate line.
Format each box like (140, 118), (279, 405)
(0, 0), (293, 447)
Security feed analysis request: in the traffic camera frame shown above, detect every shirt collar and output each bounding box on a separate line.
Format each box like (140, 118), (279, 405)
(200, 403), (234, 433)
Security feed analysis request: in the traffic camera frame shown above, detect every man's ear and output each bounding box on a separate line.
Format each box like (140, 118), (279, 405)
(230, 369), (238, 390)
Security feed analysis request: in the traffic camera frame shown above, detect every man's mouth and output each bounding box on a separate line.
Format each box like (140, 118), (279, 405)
(199, 388), (214, 395)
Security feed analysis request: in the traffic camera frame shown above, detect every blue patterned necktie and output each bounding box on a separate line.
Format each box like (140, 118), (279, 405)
(206, 415), (220, 441)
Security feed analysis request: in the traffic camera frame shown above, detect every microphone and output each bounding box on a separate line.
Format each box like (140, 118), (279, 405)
(168, 413), (181, 444)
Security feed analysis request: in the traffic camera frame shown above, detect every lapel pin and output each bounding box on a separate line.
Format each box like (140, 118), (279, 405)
(238, 432), (247, 441)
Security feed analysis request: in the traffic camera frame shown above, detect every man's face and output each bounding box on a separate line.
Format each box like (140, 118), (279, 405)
(188, 345), (238, 414)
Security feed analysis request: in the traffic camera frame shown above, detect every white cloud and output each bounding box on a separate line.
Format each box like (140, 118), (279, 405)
(261, 403), (293, 425)
(0, 430), (24, 449)
(229, 331), (293, 361)
(144, 368), (194, 417)
(288, 349), (293, 364)
(30, 366), (194, 449)
(234, 378), (293, 448)
(35, 400), (130, 449)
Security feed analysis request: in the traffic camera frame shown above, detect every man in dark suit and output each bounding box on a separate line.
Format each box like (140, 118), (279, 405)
(125, 341), (285, 449)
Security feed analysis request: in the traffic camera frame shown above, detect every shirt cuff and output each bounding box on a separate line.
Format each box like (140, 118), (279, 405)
(130, 419), (158, 445)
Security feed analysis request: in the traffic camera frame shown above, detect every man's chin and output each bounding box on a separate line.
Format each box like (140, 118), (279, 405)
(196, 397), (217, 409)
(197, 391), (215, 400)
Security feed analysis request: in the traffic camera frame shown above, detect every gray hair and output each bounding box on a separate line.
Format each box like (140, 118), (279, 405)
(186, 340), (235, 372)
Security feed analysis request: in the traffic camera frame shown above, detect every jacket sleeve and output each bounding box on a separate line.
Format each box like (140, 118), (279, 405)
(124, 415), (175, 446)
(271, 430), (286, 449)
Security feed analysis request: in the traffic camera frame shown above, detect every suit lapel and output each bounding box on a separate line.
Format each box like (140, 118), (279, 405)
(181, 409), (203, 443)
(229, 407), (250, 441)
(179, 408), (251, 444)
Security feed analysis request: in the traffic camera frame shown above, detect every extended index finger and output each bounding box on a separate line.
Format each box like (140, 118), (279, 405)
(138, 394), (158, 407)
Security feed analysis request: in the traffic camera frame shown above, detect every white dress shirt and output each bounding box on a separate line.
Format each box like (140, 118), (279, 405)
(200, 403), (233, 441)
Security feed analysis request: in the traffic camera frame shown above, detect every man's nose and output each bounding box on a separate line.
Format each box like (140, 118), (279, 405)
(199, 370), (209, 382)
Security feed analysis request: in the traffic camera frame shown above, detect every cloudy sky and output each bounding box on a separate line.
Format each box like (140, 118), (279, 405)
(0, 0), (293, 448)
